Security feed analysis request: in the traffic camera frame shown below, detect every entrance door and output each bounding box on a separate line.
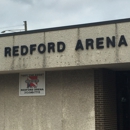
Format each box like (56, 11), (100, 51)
(116, 71), (130, 130)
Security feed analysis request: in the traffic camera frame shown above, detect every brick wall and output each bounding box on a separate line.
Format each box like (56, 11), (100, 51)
(94, 69), (117, 130)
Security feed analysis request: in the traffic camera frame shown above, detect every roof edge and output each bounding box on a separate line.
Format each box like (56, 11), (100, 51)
(0, 18), (130, 37)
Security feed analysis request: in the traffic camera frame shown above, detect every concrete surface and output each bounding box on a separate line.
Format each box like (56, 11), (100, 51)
(0, 69), (95, 130)
(0, 22), (130, 72)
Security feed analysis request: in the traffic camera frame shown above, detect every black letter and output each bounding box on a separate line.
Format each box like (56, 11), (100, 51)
(21, 45), (28, 56)
(96, 37), (104, 49)
(57, 42), (65, 52)
(48, 42), (55, 53)
(86, 39), (94, 50)
(118, 35), (128, 47)
(38, 43), (46, 54)
(75, 39), (84, 51)
(5, 47), (11, 57)
(106, 36), (115, 48)
(30, 44), (36, 54)
(13, 46), (19, 56)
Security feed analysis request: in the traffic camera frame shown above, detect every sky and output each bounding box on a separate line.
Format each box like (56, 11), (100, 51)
(0, 0), (130, 33)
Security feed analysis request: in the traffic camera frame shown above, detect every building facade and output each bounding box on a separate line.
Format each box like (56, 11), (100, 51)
(0, 18), (130, 130)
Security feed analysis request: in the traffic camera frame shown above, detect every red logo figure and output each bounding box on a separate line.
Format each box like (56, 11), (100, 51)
(25, 76), (39, 88)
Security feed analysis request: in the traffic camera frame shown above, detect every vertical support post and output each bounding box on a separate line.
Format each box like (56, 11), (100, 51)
(24, 21), (27, 31)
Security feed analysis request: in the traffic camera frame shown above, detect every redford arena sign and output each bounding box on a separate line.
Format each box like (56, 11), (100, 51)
(19, 73), (45, 96)
(4, 35), (127, 57)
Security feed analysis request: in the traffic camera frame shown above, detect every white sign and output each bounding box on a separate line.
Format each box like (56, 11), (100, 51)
(19, 72), (45, 96)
